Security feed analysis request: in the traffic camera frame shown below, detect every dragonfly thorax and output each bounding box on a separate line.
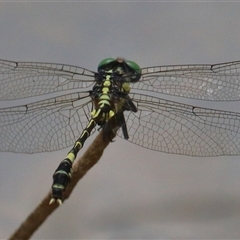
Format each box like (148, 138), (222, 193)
(91, 72), (126, 114)
(90, 65), (138, 140)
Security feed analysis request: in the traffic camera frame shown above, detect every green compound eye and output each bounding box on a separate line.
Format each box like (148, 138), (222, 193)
(126, 60), (141, 75)
(98, 58), (115, 71)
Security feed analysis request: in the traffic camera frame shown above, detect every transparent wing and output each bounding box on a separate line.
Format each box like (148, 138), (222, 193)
(0, 92), (93, 153)
(119, 93), (240, 156)
(0, 59), (96, 100)
(134, 61), (240, 101)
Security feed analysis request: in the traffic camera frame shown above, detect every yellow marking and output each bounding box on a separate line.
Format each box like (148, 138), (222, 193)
(99, 99), (111, 106)
(103, 80), (111, 86)
(67, 152), (76, 162)
(54, 170), (70, 177)
(96, 109), (102, 117)
(82, 129), (90, 137)
(109, 110), (115, 118)
(122, 82), (130, 92)
(87, 119), (95, 127)
(91, 119), (96, 124)
(91, 109), (96, 116)
(99, 95), (110, 100)
(102, 87), (110, 93)
(99, 103), (110, 109)
(52, 184), (65, 189)
(91, 109), (101, 118)
(74, 141), (83, 148)
(106, 74), (112, 79)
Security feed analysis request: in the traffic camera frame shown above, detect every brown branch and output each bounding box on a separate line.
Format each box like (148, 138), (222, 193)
(9, 131), (112, 240)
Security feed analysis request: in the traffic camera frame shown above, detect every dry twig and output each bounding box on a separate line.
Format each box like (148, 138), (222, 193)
(9, 131), (112, 240)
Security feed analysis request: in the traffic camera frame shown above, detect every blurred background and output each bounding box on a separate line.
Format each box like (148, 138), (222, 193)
(1, 1), (240, 239)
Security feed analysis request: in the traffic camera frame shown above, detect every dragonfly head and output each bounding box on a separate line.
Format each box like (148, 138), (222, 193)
(97, 58), (141, 82)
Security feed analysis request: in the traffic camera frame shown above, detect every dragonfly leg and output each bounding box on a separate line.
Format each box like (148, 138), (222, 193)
(117, 95), (137, 139)
(50, 119), (96, 205)
(114, 111), (129, 139)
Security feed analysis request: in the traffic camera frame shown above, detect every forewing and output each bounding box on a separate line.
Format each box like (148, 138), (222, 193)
(119, 93), (240, 156)
(0, 92), (93, 153)
(134, 61), (240, 101)
(0, 59), (95, 100)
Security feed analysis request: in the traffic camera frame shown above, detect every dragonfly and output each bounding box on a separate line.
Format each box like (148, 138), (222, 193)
(1, 57), (240, 204)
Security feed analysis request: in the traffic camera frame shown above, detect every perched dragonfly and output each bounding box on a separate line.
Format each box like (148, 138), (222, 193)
(1, 57), (240, 204)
